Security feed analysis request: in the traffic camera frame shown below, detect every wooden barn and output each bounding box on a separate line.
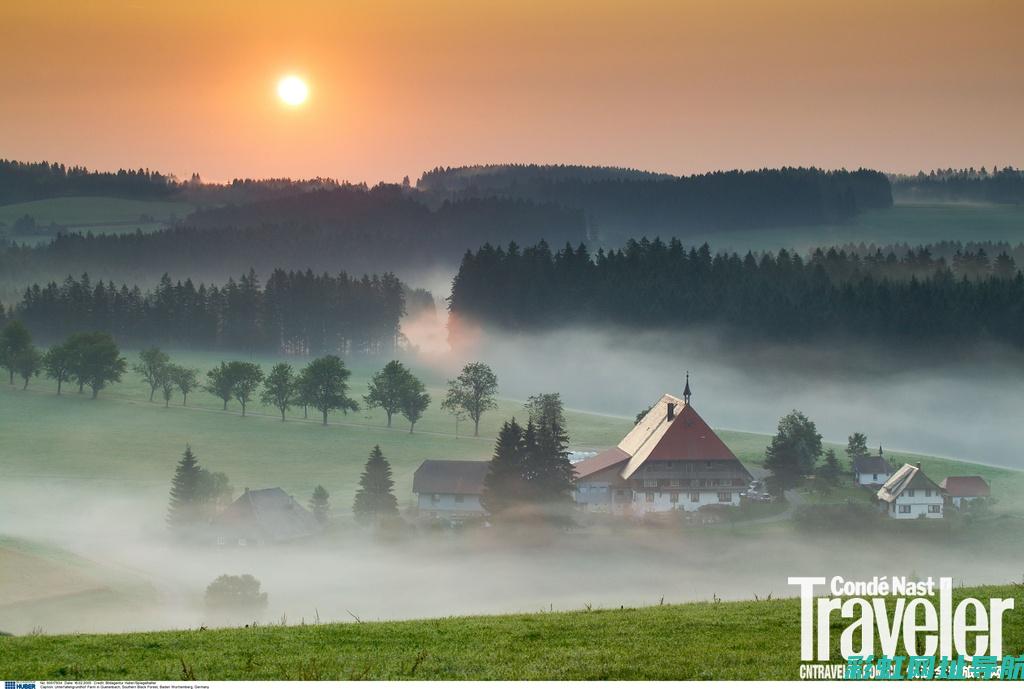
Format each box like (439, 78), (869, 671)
(211, 487), (322, 546)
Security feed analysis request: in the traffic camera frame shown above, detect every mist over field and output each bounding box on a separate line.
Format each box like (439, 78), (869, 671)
(442, 324), (1024, 470)
(0, 479), (1021, 637)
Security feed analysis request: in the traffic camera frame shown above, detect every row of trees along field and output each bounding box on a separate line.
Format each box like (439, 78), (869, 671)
(890, 167), (1024, 203)
(2, 321), (503, 434)
(0, 159), (177, 204)
(7, 269), (412, 356)
(449, 239), (1024, 347)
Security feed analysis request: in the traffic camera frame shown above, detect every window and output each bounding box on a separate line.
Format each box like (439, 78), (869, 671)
(216, 536), (225, 546)
(644, 479), (657, 488)
(670, 493), (679, 503)
(899, 505), (911, 514)
(670, 479), (681, 487)
(928, 505), (941, 514)
(717, 492), (732, 502)
(706, 461), (714, 469)
(690, 492), (700, 503)
(872, 473), (878, 480)
(431, 494), (441, 503)
(238, 538), (248, 546)
(645, 491), (655, 503)
(924, 489), (931, 497)
(907, 489), (916, 497)
(454, 495), (465, 504)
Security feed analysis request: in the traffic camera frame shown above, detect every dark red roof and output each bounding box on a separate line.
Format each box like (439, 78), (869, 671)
(645, 404), (738, 462)
(940, 476), (990, 497)
(573, 446), (630, 479)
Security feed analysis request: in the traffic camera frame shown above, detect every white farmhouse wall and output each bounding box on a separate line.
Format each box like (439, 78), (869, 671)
(416, 493), (485, 515)
(886, 490), (943, 519)
(856, 472), (889, 486)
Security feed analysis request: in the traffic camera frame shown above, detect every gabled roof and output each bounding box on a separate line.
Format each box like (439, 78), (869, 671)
(940, 476), (991, 498)
(213, 487), (322, 541)
(853, 455), (893, 475)
(573, 446), (630, 479)
(877, 464), (941, 503)
(621, 397), (737, 479)
(413, 460), (489, 495)
(576, 394), (741, 481)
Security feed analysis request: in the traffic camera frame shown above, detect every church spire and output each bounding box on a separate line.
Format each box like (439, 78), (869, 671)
(683, 371), (692, 404)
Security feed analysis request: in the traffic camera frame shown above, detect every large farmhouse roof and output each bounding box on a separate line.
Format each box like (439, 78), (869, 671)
(877, 463), (941, 503)
(940, 476), (991, 498)
(213, 487), (322, 542)
(413, 460), (489, 495)
(852, 454), (893, 476)
(575, 392), (739, 480)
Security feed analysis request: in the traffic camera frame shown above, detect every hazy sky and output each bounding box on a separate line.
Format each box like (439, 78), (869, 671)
(2, 0), (1021, 183)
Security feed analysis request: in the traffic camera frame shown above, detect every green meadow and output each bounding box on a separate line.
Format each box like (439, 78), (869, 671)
(0, 196), (193, 244)
(3, 348), (1022, 511)
(3, 584), (1024, 680)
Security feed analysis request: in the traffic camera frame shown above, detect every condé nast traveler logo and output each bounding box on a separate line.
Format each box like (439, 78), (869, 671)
(790, 576), (1021, 680)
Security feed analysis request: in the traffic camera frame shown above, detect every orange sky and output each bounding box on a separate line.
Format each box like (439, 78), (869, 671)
(1, 0), (1021, 183)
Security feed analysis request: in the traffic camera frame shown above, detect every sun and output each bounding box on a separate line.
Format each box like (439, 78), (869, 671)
(277, 75), (309, 107)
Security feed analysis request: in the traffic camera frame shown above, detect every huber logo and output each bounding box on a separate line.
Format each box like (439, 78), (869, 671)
(789, 576), (1018, 679)
(6, 683), (35, 689)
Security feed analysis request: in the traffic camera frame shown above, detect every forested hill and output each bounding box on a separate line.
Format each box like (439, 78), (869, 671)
(890, 167), (1024, 204)
(0, 159), (177, 205)
(417, 166), (893, 243)
(448, 238), (1024, 348)
(0, 185), (585, 298)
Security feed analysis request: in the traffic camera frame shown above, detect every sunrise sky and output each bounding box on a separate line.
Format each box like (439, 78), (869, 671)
(2, 0), (1021, 183)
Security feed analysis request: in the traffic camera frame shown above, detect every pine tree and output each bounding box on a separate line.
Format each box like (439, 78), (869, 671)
(309, 485), (330, 524)
(481, 420), (528, 515)
(167, 445), (204, 531)
(352, 445), (399, 524)
(819, 448), (842, 486)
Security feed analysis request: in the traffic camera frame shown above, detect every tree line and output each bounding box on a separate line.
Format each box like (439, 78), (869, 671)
(449, 238), (1024, 348)
(418, 165), (893, 244)
(0, 159), (177, 205)
(10, 268), (410, 356)
(3, 321), (505, 436)
(891, 167), (1024, 204)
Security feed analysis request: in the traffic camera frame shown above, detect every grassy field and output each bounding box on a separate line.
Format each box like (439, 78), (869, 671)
(2, 583), (1023, 680)
(3, 347), (1022, 513)
(0, 196), (193, 244)
(5, 348), (1020, 514)
(702, 202), (1024, 253)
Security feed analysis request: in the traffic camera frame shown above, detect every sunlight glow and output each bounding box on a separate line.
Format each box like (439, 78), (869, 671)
(277, 75), (309, 107)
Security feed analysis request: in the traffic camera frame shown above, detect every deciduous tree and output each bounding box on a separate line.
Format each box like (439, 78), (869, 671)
(299, 355), (358, 425)
(441, 362), (498, 437)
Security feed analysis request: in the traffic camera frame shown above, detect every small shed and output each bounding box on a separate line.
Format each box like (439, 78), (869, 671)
(940, 476), (991, 509)
(212, 487), (322, 546)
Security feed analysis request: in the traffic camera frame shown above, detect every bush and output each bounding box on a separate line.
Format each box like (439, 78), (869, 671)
(204, 574), (268, 611)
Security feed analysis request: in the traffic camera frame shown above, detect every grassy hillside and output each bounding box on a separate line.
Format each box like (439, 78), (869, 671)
(4, 349), (1017, 512)
(704, 202), (1024, 253)
(3, 584), (1023, 680)
(0, 196), (193, 244)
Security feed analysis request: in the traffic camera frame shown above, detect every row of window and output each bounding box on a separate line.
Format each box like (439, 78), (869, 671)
(897, 504), (941, 514)
(643, 461), (723, 472)
(904, 488), (935, 498)
(640, 478), (737, 488)
(644, 491), (733, 503)
(429, 494), (466, 503)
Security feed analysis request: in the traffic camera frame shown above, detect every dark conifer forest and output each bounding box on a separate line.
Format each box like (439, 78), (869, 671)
(448, 238), (1024, 348)
(890, 167), (1024, 203)
(11, 269), (409, 356)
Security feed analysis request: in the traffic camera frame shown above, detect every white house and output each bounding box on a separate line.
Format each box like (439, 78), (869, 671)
(412, 460), (489, 521)
(852, 450), (894, 487)
(940, 476), (991, 509)
(573, 377), (753, 516)
(876, 463), (944, 519)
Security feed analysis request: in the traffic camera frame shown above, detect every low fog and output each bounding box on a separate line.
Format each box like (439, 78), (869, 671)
(445, 324), (1024, 469)
(0, 480), (1020, 636)
(3, 320), (1024, 635)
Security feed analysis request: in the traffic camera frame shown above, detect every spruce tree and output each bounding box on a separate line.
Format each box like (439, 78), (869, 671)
(526, 394), (575, 505)
(167, 445), (204, 531)
(352, 445), (399, 523)
(481, 420), (528, 514)
(309, 485), (330, 524)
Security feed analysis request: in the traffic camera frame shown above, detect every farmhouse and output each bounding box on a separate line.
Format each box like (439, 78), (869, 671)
(852, 448), (894, 487)
(211, 487), (322, 546)
(940, 475), (991, 509)
(412, 460), (489, 520)
(876, 463), (944, 519)
(573, 378), (753, 515)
